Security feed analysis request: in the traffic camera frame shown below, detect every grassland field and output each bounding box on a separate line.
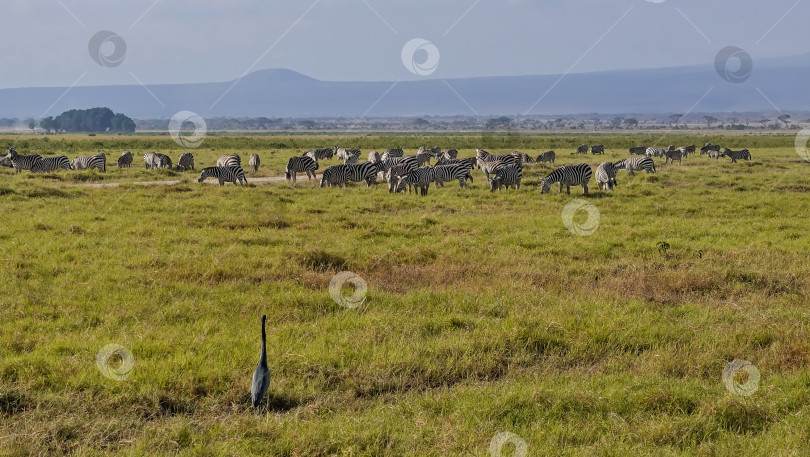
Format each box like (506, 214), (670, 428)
(1, 133), (809, 456)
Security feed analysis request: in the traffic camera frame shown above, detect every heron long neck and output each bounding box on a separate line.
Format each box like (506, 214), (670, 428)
(259, 319), (267, 366)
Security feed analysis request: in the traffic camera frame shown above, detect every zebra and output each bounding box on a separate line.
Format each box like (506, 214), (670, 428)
(511, 151), (534, 163)
(394, 167), (435, 196)
(720, 148), (751, 163)
(386, 164), (413, 193)
(536, 150), (556, 164)
(382, 148), (404, 160)
(6, 147), (42, 173)
(628, 146), (647, 155)
(576, 144), (588, 154)
(368, 151), (381, 163)
(380, 155), (419, 175)
(436, 157), (476, 168)
(320, 162), (382, 188)
(591, 144), (605, 155)
(664, 147), (682, 165)
(490, 164), (522, 192)
(680, 145), (696, 157)
(540, 163), (592, 195)
(476, 158), (508, 181)
(303, 148), (333, 161)
(335, 146), (361, 163)
(177, 153), (195, 171)
(31, 155), (71, 173)
(343, 154), (359, 165)
(433, 163), (474, 188)
(0, 154), (11, 168)
(155, 153), (172, 169)
(476, 149), (519, 168)
(707, 149), (722, 159)
(144, 152), (157, 169)
(414, 151), (433, 167)
(614, 157), (656, 176)
(118, 151), (133, 168)
(596, 162), (618, 191)
(70, 153), (106, 172)
(418, 146), (442, 159)
(285, 156), (319, 183)
(217, 154), (241, 167)
(440, 149), (458, 161)
(198, 166), (247, 186)
(248, 153), (260, 172)
(320, 165), (351, 188)
(646, 147), (666, 157)
(700, 143), (720, 155)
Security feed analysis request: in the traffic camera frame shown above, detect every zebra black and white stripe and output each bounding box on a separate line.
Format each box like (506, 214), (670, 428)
(0, 154), (11, 168)
(336, 146), (361, 163)
(6, 148), (41, 173)
(477, 158), (508, 181)
(596, 162), (618, 191)
(155, 153), (172, 169)
(198, 166), (247, 186)
(646, 147), (666, 158)
(368, 151), (381, 163)
(440, 149), (458, 161)
(629, 146), (647, 156)
(665, 147), (682, 165)
(591, 144), (605, 155)
(118, 151), (133, 168)
(394, 167), (435, 196)
(490, 164), (522, 192)
(536, 150), (556, 164)
(433, 163), (474, 188)
(511, 151), (534, 163)
(319, 162), (382, 188)
(476, 149), (519, 168)
(285, 156), (319, 183)
(70, 153), (106, 172)
(576, 144), (588, 154)
(700, 143), (720, 155)
(303, 148), (333, 161)
(436, 157), (476, 168)
(177, 153), (195, 171)
(540, 163), (592, 195)
(248, 154), (260, 172)
(707, 150), (722, 159)
(31, 155), (71, 173)
(382, 148), (404, 161)
(614, 157), (656, 176)
(217, 154), (241, 168)
(720, 148), (751, 163)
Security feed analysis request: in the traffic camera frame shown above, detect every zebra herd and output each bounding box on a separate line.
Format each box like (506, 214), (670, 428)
(2, 147), (105, 173)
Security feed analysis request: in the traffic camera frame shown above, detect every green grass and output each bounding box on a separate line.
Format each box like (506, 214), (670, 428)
(1, 134), (809, 456)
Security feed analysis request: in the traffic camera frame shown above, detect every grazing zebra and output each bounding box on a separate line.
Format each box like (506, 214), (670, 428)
(536, 150), (556, 164)
(435, 157), (476, 169)
(490, 164), (522, 192)
(198, 166), (247, 186)
(117, 151), (133, 168)
(144, 152), (157, 169)
(576, 144), (588, 154)
(386, 164), (413, 193)
(440, 149), (458, 161)
(433, 163), (474, 188)
(382, 148), (404, 160)
(700, 143), (720, 155)
(511, 151), (534, 163)
(417, 146), (442, 159)
(476, 149), (519, 167)
(31, 155), (71, 173)
(415, 151), (433, 167)
(646, 147), (666, 157)
(248, 153), (260, 172)
(177, 152), (195, 171)
(591, 144), (605, 155)
(320, 162), (382, 188)
(477, 158), (508, 181)
(707, 149), (722, 159)
(614, 157), (656, 176)
(394, 167), (435, 196)
(681, 145), (696, 157)
(540, 163), (592, 195)
(720, 148), (751, 163)
(379, 155), (419, 177)
(155, 153), (172, 169)
(320, 164), (351, 188)
(665, 147), (682, 165)
(6, 148), (42, 173)
(628, 146), (647, 155)
(596, 162), (618, 191)
(0, 155), (11, 167)
(335, 146), (361, 163)
(285, 156), (319, 183)
(303, 148), (333, 161)
(70, 153), (106, 172)
(217, 154), (241, 167)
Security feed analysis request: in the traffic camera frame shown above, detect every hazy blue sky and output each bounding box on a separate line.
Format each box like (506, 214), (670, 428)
(1, 0), (806, 89)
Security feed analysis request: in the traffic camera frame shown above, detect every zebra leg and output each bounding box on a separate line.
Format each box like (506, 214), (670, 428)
(583, 184), (589, 195)
(566, 184), (571, 194)
(558, 182), (563, 194)
(219, 179), (225, 186)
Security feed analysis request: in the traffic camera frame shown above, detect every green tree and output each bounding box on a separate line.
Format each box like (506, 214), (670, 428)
(39, 116), (54, 134)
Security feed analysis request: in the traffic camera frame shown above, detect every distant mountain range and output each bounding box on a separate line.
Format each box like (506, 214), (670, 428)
(2, 52), (809, 119)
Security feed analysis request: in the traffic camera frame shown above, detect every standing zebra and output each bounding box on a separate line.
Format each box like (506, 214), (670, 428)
(394, 167), (435, 196)
(319, 162), (381, 188)
(646, 147), (666, 157)
(0, 155), (11, 168)
(476, 149), (519, 167)
(303, 148), (333, 161)
(177, 152), (195, 171)
(614, 157), (656, 175)
(248, 153), (260, 172)
(665, 147), (682, 165)
(31, 155), (71, 173)
(596, 162), (618, 191)
(628, 146), (647, 155)
(144, 152), (157, 169)
(576, 144), (589, 154)
(335, 146), (361, 163)
(70, 153), (106, 172)
(217, 154), (241, 167)
(198, 166), (247, 186)
(436, 157), (476, 168)
(6, 147), (42, 173)
(700, 143), (720, 155)
(476, 158), (508, 181)
(490, 164), (522, 192)
(433, 163), (474, 188)
(720, 148), (751, 163)
(155, 153), (172, 169)
(707, 150), (722, 159)
(117, 151), (133, 168)
(536, 150), (556, 164)
(382, 148), (404, 160)
(511, 151), (534, 163)
(368, 151), (381, 163)
(591, 144), (605, 155)
(440, 149), (458, 161)
(540, 163), (592, 195)
(285, 156), (319, 183)
(386, 164), (413, 193)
